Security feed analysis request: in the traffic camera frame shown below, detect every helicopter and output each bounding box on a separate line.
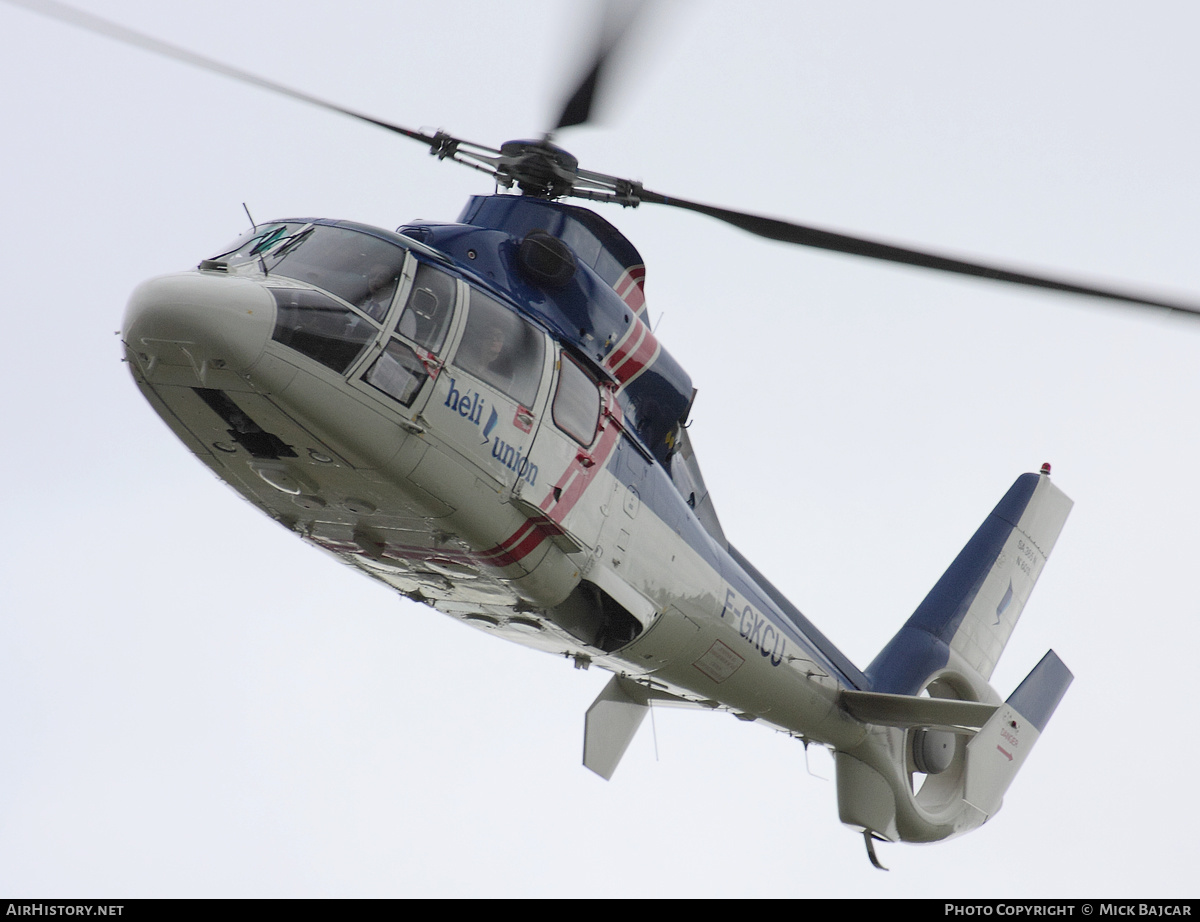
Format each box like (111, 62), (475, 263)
(8, 0), (1200, 885)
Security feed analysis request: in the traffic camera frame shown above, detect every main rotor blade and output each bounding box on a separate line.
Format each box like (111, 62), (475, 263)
(553, 0), (647, 131)
(638, 189), (1200, 316)
(4, 0), (449, 152)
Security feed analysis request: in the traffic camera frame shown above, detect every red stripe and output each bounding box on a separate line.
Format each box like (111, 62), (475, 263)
(603, 322), (645, 377)
(539, 395), (623, 525)
(603, 319), (659, 387)
(356, 514), (567, 574)
(613, 265), (645, 294)
(489, 517), (563, 567)
(613, 265), (647, 315)
(610, 324), (659, 387)
(475, 516), (563, 568)
(321, 389), (629, 581)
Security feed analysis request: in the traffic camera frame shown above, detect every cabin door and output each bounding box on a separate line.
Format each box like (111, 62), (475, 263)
(510, 350), (617, 553)
(421, 287), (553, 492)
(350, 258), (459, 423)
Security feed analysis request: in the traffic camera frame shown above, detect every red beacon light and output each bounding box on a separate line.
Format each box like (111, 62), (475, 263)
(1040, 462), (1052, 476)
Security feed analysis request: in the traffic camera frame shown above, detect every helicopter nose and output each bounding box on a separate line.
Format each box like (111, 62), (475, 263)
(123, 272), (275, 378)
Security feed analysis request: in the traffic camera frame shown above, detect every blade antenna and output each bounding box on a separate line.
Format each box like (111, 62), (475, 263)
(802, 739), (829, 781)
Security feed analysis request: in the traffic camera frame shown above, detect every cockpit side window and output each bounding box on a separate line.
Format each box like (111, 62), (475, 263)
(396, 262), (455, 352)
(356, 263), (402, 322)
(453, 289), (544, 408)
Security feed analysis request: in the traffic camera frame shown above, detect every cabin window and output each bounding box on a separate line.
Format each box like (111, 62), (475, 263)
(453, 289), (544, 408)
(269, 288), (375, 374)
(552, 354), (601, 446)
(396, 262), (455, 352)
(364, 339), (428, 407)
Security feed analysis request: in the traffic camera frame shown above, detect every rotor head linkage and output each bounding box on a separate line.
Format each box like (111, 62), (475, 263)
(496, 140), (581, 199)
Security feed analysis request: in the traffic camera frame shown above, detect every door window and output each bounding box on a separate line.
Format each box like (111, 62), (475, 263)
(453, 289), (545, 408)
(363, 339), (429, 407)
(396, 262), (456, 352)
(552, 354), (601, 446)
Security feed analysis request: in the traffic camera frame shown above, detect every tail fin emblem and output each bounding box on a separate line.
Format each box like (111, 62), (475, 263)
(994, 579), (1014, 625)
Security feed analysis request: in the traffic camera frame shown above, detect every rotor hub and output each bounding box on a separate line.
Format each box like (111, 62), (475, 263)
(497, 139), (580, 199)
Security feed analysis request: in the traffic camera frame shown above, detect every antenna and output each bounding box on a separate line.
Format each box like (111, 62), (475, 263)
(650, 701), (660, 763)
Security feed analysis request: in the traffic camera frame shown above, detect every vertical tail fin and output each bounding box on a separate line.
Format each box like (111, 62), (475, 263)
(964, 649), (1074, 817)
(867, 468), (1073, 695)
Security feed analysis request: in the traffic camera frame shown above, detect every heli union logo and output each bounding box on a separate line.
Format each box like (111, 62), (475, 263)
(444, 376), (486, 424)
(444, 377), (538, 486)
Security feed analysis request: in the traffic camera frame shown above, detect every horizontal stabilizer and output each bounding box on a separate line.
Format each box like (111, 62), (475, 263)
(840, 690), (998, 732)
(964, 650), (1073, 817)
(583, 676), (695, 780)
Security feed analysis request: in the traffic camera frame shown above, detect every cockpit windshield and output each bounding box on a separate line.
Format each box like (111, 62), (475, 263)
(212, 223), (408, 320)
(212, 222), (309, 265)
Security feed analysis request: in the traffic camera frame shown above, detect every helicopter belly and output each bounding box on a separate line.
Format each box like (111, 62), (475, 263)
(124, 315), (597, 651)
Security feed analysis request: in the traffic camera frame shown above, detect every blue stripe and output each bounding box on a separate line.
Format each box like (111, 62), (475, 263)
(607, 436), (867, 689)
(727, 547), (870, 689)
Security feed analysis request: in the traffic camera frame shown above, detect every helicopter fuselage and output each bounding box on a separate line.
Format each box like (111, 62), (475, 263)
(122, 193), (1073, 849)
(122, 195), (867, 750)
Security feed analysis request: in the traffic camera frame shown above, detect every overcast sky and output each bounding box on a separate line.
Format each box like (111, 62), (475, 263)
(2, 0), (1198, 897)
